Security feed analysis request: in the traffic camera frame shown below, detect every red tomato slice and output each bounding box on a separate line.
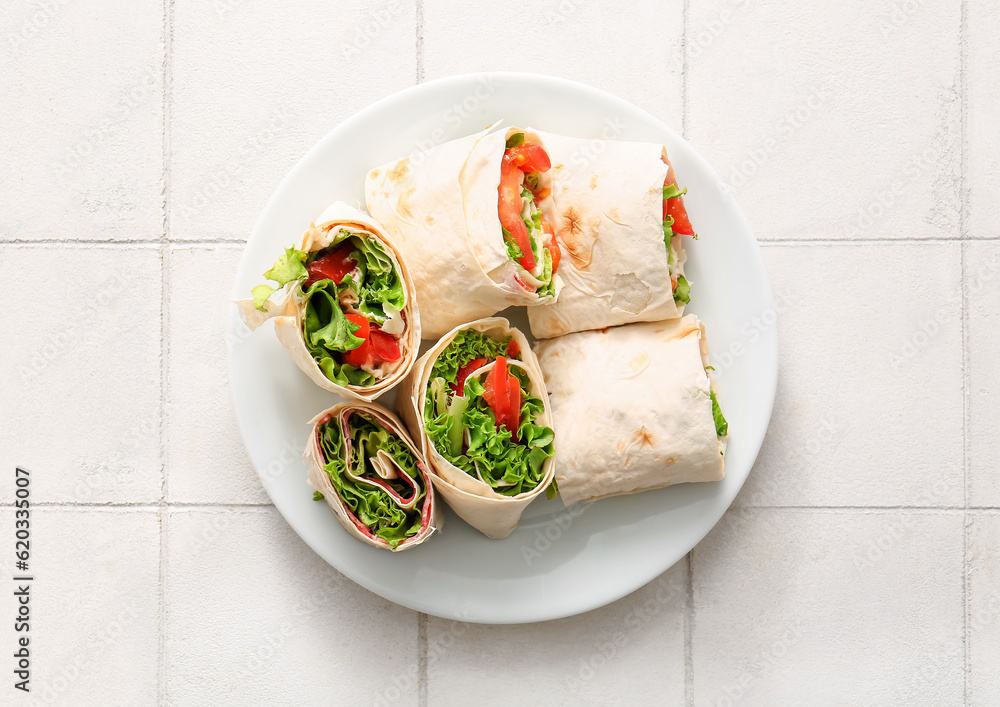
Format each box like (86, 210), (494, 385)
(453, 358), (486, 396)
(506, 142), (551, 173)
(505, 372), (521, 438)
(304, 243), (358, 288)
(483, 357), (509, 432)
(370, 328), (401, 364)
(506, 340), (520, 359)
(340, 313), (372, 367)
(663, 162), (695, 237)
(498, 153), (537, 272)
(483, 356), (521, 435)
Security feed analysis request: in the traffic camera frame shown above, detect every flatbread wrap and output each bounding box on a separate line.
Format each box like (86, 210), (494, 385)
(235, 202), (420, 401)
(535, 315), (728, 506)
(527, 131), (698, 339)
(366, 127), (563, 339)
(305, 402), (439, 551)
(398, 318), (557, 539)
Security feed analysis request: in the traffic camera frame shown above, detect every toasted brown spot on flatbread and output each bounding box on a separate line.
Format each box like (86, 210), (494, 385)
(559, 206), (595, 269)
(617, 440), (626, 452)
(633, 426), (655, 447)
(589, 175), (598, 189)
(425, 214), (435, 226)
(370, 168), (381, 179)
(663, 457), (676, 466)
(397, 184), (416, 219)
(387, 158), (410, 183)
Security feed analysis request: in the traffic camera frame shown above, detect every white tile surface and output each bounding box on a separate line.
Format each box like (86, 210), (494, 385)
(686, 0), (961, 240)
(968, 513), (1000, 705)
(0, 0), (164, 240)
(165, 245), (266, 503)
(967, 241), (1000, 507)
(0, 245), (163, 503)
(0, 3), (987, 703)
(426, 563), (687, 707)
(169, 0), (416, 239)
(163, 508), (419, 706)
(736, 243), (964, 507)
(422, 0), (685, 130)
(693, 508), (965, 706)
(968, 0), (1000, 239)
(0, 508), (160, 706)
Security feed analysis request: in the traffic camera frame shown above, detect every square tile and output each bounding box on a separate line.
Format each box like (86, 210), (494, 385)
(693, 508), (964, 705)
(687, 0), (961, 240)
(166, 245), (266, 503)
(426, 563), (687, 706)
(0, 508), (160, 704)
(0, 0), (163, 240)
(170, 0), (417, 239)
(734, 243), (963, 507)
(422, 0), (684, 130)
(0, 245), (163, 503)
(164, 508), (419, 706)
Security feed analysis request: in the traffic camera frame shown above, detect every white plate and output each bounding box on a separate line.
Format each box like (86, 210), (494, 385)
(228, 72), (777, 624)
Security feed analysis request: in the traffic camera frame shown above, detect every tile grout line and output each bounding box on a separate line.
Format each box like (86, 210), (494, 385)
(684, 552), (694, 707)
(18, 501), (1000, 511)
(680, 5), (692, 699)
(7, 236), (1000, 248)
(959, 0), (969, 701)
(681, 0), (689, 139)
(415, 0), (424, 85)
(417, 613), (428, 706)
(158, 0), (174, 703)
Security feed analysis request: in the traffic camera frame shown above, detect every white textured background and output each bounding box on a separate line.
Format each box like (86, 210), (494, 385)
(0, 0), (997, 705)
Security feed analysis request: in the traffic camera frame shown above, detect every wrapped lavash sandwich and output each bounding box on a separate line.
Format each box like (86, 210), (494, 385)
(305, 402), (439, 551)
(527, 131), (698, 339)
(366, 126), (563, 339)
(235, 202), (420, 401)
(535, 315), (728, 506)
(398, 318), (556, 539)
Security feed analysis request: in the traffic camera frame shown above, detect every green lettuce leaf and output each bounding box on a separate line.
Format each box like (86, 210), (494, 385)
(505, 132), (525, 149)
(318, 413), (426, 549)
(263, 247), (309, 286)
(251, 284), (276, 312)
(303, 281), (364, 352)
(674, 274), (691, 306)
(663, 183), (687, 200)
(710, 388), (728, 437)
(426, 329), (513, 387)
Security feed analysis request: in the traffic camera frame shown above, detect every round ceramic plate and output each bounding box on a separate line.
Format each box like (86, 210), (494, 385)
(228, 72), (777, 624)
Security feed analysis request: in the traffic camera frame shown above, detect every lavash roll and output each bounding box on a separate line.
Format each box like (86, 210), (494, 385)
(398, 318), (556, 539)
(305, 402), (440, 551)
(366, 126), (560, 339)
(234, 202), (420, 401)
(535, 315), (726, 506)
(527, 131), (688, 339)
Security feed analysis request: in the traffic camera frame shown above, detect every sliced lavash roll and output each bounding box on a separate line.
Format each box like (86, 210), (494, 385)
(527, 131), (688, 339)
(305, 402), (440, 551)
(398, 318), (556, 539)
(535, 316), (727, 506)
(366, 126), (560, 340)
(234, 202), (420, 402)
